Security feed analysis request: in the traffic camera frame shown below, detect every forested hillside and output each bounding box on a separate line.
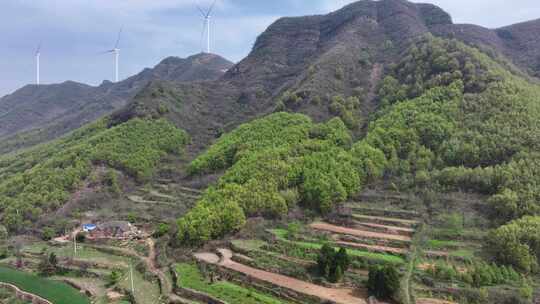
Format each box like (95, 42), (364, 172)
(2, 1), (540, 303)
(0, 117), (189, 232)
(177, 35), (540, 283)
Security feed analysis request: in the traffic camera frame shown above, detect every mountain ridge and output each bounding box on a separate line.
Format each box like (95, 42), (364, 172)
(121, 0), (540, 154)
(3, 0), (540, 156)
(0, 53), (233, 153)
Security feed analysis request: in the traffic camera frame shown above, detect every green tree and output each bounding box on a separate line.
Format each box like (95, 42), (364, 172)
(367, 265), (400, 300)
(38, 252), (58, 276)
(107, 270), (122, 287)
(41, 227), (55, 241)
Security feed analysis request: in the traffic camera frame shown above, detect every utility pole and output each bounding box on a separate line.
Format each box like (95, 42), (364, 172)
(130, 264), (135, 294)
(73, 232), (77, 256)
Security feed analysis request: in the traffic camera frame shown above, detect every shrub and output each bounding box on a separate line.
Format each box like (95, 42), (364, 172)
(38, 252), (58, 276)
(316, 244), (350, 283)
(367, 265), (400, 300)
(153, 223), (171, 238)
(42, 227), (55, 241)
(487, 216), (540, 273)
(75, 232), (86, 243)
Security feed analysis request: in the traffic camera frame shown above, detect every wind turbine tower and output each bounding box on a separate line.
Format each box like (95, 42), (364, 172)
(104, 27), (123, 82)
(197, 0), (217, 53)
(35, 43), (41, 85)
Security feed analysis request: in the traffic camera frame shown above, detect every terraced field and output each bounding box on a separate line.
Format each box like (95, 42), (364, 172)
(0, 266), (90, 304)
(182, 205), (431, 303)
(194, 249), (368, 304)
(177, 200), (470, 304)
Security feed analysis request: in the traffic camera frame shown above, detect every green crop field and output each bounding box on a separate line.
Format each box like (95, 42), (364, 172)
(268, 229), (405, 264)
(0, 266), (90, 304)
(176, 263), (291, 304)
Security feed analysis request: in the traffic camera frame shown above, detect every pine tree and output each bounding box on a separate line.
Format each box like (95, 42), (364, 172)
(330, 265), (343, 283)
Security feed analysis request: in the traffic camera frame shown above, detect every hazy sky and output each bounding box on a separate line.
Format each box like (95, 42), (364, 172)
(1, 0), (539, 97)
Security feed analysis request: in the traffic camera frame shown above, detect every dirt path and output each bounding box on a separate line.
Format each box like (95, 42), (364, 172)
(335, 240), (407, 255)
(352, 214), (419, 227)
(354, 221), (415, 235)
(195, 249), (370, 304)
(145, 238), (173, 295)
(310, 222), (411, 242)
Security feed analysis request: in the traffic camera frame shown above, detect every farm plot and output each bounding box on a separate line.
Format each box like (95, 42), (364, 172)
(0, 265), (90, 304)
(12, 239), (164, 304)
(176, 262), (290, 304)
(267, 229), (405, 265)
(309, 222), (412, 242)
(194, 249), (369, 304)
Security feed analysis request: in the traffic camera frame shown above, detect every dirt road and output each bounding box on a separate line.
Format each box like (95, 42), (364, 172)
(310, 222), (411, 242)
(195, 249), (370, 304)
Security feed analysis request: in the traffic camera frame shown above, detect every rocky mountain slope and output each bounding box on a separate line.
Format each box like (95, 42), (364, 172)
(120, 0), (540, 154)
(0, 53), (232, 153)
(3, 0), (540, 156)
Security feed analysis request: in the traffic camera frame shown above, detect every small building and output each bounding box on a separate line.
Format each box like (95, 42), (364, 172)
(82, 224), (97, 233)
(88, 221), (139, 239)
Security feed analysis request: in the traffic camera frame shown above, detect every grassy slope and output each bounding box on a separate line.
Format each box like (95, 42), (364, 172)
(0, 266), (90, 304)
(176, 263), (290, 304)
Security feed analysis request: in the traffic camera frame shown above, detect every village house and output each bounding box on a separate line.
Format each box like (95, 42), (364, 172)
(84, 221), (140, 239)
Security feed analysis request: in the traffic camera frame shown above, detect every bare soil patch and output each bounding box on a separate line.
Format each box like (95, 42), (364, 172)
(352, 214), (419, 227)
(354, 221), (415, 236)
(310, 222), (411, 242)
(335, 241), (407, 255)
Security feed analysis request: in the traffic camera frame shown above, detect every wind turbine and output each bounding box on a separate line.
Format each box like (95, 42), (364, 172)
(35, 42), (41, 85)
(197, 0), (217, 53)
(104, 27), (123, 82)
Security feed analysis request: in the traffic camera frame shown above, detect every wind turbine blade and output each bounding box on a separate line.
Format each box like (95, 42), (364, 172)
(206, 0), (217, 17)
(196, 4), (206, 17)
(114, 27), (123, 49)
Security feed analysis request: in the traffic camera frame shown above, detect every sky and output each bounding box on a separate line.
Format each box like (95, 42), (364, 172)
(1, 0), (539, 97)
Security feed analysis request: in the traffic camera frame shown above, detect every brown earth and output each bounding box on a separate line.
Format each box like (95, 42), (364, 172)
(351, 214), (419, 227)
(354, 221), (415, 235)
(310, 222), (412, 242)
(195, 249), (372, 304)
(335, 240), (407, 255)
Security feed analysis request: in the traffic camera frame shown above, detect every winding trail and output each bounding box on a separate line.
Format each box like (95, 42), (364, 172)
(195, 249), (370, 304)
